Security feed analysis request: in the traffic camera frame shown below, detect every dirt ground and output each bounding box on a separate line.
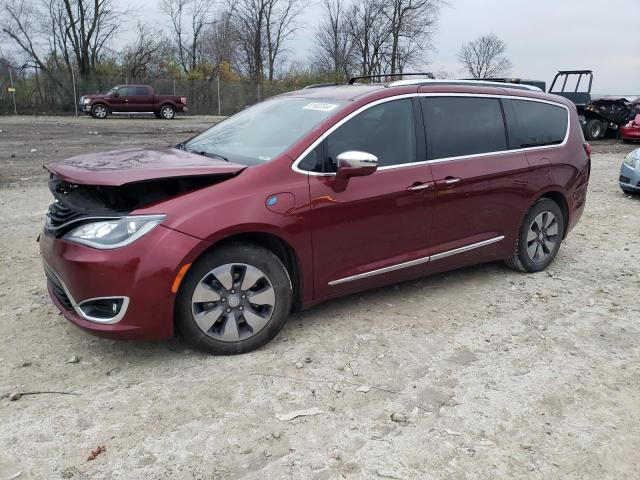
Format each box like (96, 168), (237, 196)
(1, 115), (639, 480)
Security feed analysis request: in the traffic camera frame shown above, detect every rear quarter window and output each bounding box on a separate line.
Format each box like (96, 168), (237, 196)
(511, 99), (568, 148)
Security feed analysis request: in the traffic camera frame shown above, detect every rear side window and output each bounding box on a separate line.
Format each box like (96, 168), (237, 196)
(134, 87), (149, 95)
(421, 97), (507, 160)
(511, 100), (568, 148)
(326, 99), (416, 169)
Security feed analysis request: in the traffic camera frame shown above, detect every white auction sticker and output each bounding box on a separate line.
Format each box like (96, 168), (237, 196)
(303, 102), (339, 112)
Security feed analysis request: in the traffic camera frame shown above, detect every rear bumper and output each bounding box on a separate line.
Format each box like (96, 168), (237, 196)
(40, 224), (207, 340)
(620, 126), (640, 140)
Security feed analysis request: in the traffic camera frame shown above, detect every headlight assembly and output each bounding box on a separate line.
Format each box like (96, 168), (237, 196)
(623, 153), (638, 168)
(64, 215), (165, 249)
(83, 98), (91, 104)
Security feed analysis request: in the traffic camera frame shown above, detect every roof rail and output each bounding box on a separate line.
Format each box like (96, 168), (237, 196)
(303, 82), (339, 89)
(348, 72), (435, 85)
(387, 78), (543, 92)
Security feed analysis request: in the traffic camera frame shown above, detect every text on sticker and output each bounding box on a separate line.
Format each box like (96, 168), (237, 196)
(303, 102), (339, 112)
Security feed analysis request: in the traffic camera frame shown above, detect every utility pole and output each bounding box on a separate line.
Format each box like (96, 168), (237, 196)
(217, 75), (221, 116)
(70, 68), (78, 116)
(8, 68), (17, 115)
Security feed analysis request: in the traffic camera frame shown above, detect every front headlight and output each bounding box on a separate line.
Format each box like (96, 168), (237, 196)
(64, 215), (165, 249)
(83, 98), (91, 104)
(623, 153), (638, 168)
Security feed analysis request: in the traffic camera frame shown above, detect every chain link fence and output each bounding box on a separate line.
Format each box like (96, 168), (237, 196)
(0, 69), (315, 116)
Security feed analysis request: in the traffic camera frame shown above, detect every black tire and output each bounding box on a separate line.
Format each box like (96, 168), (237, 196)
(91, 103), (109, 119)
(505, 198), (565, 273)
(585, 119), (604, 141)
(159, 105), (175, 119)
(175, 243), (293, 355)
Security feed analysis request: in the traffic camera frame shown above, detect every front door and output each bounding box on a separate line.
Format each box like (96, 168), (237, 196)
(306, 98), (435, 300)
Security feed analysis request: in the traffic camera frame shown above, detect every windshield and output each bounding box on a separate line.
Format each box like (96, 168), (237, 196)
(183, 97), (347, 166)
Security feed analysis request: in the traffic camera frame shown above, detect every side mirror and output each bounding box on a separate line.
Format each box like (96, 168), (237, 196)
(113, 92), (120, 97)
(335, 151), (378, 180)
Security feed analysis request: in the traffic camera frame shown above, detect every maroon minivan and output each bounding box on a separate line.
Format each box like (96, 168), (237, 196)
(41, 79), (590, 354)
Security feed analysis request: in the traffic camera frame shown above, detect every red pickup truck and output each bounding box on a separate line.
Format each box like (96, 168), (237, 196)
(80, 85), (188, 119)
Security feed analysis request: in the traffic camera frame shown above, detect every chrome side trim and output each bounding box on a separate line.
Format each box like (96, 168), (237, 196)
(327, 235), (505, 286)
(327, 255), (431, 286)
(291, 93), (571, 177)
(43, 259), (129, 324)
(430, 236), (505, 261)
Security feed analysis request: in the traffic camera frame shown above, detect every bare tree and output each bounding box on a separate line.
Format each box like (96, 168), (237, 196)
(161, 0), (213, 74)
(313, 0), (353, 79)
(232, 0), (301, 82)
(386, 0), (442, 74)
(458, 33), (513, 79)
(264, 0), (300, 81)
(120, 23), (171, 80)
(346, 0), (390, 77)
(201, 8), (239, 76)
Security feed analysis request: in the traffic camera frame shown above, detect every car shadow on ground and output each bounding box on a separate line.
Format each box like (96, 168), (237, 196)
(72, 260), (509, 361)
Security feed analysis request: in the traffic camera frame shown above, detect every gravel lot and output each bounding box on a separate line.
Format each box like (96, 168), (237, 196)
(1, 115), (639, 480)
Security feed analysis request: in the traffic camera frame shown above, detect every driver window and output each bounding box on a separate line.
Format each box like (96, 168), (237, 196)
(325, 98), (416, 172)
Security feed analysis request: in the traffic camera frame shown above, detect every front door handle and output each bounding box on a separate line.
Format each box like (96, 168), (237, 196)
(407, 182), (433, 192)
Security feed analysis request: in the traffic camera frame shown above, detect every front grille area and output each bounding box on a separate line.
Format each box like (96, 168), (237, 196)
(620, 175), (631, 184)
(43, 263), (74, 310)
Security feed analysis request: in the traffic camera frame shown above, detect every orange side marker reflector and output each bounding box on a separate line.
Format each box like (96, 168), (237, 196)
(171, 263), (192, 293)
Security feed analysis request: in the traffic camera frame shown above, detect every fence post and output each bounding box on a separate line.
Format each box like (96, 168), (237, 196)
(173, 79), (176, 96)
(9, 68), (17, 115)
(217, 75), (221, 116)
(70, 69), (78, 116)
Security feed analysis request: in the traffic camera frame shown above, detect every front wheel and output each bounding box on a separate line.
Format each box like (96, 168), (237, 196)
(91, 104), (108, 119)
(505, 198), (565, 273)
(175, 243), (293, 355)
(159, 105), (175, 119)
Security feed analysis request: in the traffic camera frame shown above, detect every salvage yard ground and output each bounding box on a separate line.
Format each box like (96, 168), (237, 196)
(1, 115), (639, 479)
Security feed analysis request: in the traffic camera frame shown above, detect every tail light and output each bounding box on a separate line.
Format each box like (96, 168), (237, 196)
(583, 142), (591, 180)
(180, 97), (187, 105)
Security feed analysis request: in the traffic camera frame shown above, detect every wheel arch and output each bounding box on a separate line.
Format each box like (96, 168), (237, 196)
(535, 190), (570, 239)
(91, 102), (110, 113)
(185, 231), (304, 313)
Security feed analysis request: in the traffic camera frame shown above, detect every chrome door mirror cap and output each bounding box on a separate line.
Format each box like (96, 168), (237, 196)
(335, 151), (378, 179)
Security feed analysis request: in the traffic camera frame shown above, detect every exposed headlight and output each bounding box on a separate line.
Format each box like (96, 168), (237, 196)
(623, 153), (638, 168)
(83, 98), (91, 104)
(64, 215), (165, 249)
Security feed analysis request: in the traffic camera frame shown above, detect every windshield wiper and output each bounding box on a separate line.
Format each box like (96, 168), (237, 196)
(185, 148), (229, 162)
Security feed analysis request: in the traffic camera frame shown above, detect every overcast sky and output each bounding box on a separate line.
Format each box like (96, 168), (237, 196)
(130, 0), (639, 95)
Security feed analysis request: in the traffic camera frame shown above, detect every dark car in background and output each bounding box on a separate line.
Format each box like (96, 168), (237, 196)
(42, 78), (590, 355)
(80, 85), (187, 119)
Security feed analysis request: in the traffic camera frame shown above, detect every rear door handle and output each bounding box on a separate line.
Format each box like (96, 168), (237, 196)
(407, 182), (433, 192)
(436, 177), (461, 188)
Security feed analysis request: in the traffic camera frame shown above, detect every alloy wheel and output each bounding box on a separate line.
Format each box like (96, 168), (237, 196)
(526, 211), (558, 263)
(190, 263), (276, 342)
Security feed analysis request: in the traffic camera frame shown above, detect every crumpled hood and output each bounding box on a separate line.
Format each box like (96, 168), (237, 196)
(45, 148), (246, 186)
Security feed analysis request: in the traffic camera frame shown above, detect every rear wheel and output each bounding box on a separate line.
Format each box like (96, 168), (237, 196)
(175, 243), (292, 355)
(91, 104), (108, 119)
(585, 119), (604, 141)
(159, 105), (175, 119)
(505, 198), (565, 273)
